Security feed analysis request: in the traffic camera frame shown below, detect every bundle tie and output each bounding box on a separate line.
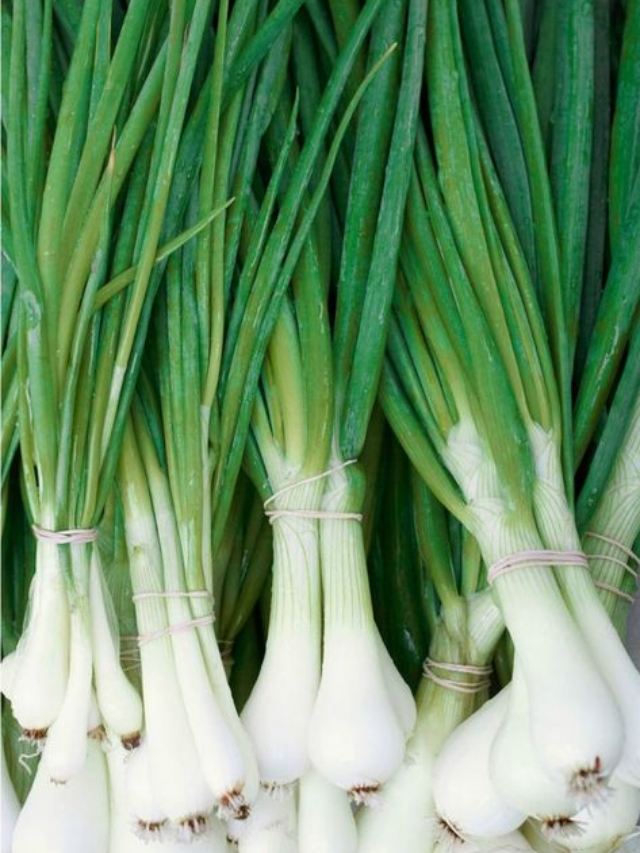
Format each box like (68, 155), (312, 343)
(487, 550), (588, 585)
(593, 582), (636, 605)
(32, 525), (98, 544)
(584, 532), (639, 578)
(132, 590), (215, 646)
(422, 659), (492, 695)
(136, 615), (215, 647)
(265, 508), (363, 522)
(132, 590), (212, 602)
(264, 459), (363, 523)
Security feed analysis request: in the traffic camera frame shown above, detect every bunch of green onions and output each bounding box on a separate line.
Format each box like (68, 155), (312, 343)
(2, 1), (640, 852)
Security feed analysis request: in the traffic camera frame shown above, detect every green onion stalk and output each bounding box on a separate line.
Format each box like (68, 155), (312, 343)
(578, 389), (640, 637)
(573, 0), (640, 470)
(303, 0), (426, 805)
(215, 471), (272, 667)
(377, 1), (634, 838)
(238, 12), (407, 797)
(239, 173), (333, 788)
(112, 0), (393, 834)
(367, 427), (430, 692)
(1, 253), (19, 512)
(4, 0), (185, 786)
(449, 0), (640, 806)
(358, 477), (504, 853)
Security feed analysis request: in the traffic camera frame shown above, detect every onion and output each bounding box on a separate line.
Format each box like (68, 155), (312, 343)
(9, 538), (69, 733)
(433, 687), (525, 838)
(446, 422), (624, 797)
(122, 738), (170, 839)
(540, 776), (640, 850)
(228, 786), (297, 853)
(12, 735), (109, 853)
(490, 660), (578, 819)
(308, 620), (406, 800)
(529, 424), (640, 788)
(309, 483), (408, 799)
(108, 739), (228, 851)
(298, 770), (357, 853)
(242, 490), (322, 785)
(122, 501), (214, 829)
(89, 551), (142, 742)
(375, 626), (417, 737)
(40, 599), (93, 783)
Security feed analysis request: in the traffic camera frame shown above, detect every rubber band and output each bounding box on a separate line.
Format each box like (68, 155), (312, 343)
(264, 459), (357, 509)
(422, 660), (491, 694)
(264, 459), (362, 522)
(136, 615), (215, 647)
(132, 590), (212, 602)
(132, 590), (216, 646)
(32, 524), (98, 544)
(265, 508), (363, 523)
(424, 658), (493, 676)
(584, 532), (640, 570)
(594, 581), (636, 605)
(587, 554), (638, 578)
(487, 550), (588, 585)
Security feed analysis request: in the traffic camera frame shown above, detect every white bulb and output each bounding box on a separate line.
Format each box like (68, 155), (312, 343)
(12, 736), (109, 853)
(433, 688), (525, 838)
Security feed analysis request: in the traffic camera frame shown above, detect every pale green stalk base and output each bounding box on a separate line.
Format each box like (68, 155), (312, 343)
(358, 592), (503, 853)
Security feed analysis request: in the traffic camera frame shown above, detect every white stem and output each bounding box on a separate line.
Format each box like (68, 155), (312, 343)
(192, 407), (260, 807)
(122, 490), (214, 826)
(9, 536), (69, 731)
(242, 481), (322, 785)
(309, 464), (410, 798)
(374, 625), (417, 737)
(89, 549), (143, 740)
(41, 554), (93, 783)
(298, 770), (357, 853)
(150, 479), (248, 816)
(12, 736), (109, 853)
(193, 596), (261, 808)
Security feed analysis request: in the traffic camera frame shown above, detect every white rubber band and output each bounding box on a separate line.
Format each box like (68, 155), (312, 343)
(487, 550), (588, 585)
(422, 660), (491, 695)
(136, 615), (215, 647)
(587, 553), (638, 578)
(265, 508), (363, 523)
(264, 460), (362, 522)
(32, 524), (98, 544)
(585, 532), (640, 570)
(424, 658), (493, 676)
(264, 459), (358, 509)
(594, 581), (636, 605)
(132, 590), (212, 602)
